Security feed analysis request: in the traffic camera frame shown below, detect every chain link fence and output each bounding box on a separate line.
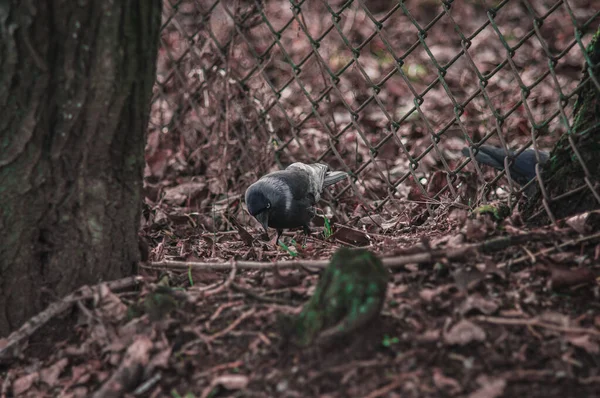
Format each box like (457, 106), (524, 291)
(147, 0), (599, 233)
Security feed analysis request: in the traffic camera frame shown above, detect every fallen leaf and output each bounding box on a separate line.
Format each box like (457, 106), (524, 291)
(433, 368), (462, 395)
(330, 226), (371, 246)
(444, 319), (486, 345)
(63, 386), (88, 398)
(548, 266), (595, 290)
(567, 334), (600, 354)
(40, 358), (69, 386)
(13, 372), (38, 396)
(459, 294), (499, 315)
(94, 283), (128, 321)
(427, 170), (448, 197)
(452, 268), (486, 292)
(565, 211), (600, 234)
(149, 347), (173, 370)
(163, 181), (207, 206)
(418, 329), (441, 342)
(419, 285), (452, 302)
(468, 375), (506, 398)
(211, 374), (249, 390)
(358, 214), (386, 231)
(229, 216), (254, 246)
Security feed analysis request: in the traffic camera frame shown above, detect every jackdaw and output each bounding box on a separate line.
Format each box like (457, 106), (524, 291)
(462, 145), (549, 195)
(245, 162), (348, 243)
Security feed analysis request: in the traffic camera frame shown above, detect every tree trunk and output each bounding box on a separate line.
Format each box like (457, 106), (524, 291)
(0, 1), (161, 335)
(523, 28), (600, 223)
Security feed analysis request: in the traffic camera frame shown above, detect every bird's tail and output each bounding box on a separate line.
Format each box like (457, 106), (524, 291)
(323, 171), (348, 187)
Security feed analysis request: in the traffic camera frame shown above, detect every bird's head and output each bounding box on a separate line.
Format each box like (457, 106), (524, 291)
(245, 181), (278, 234)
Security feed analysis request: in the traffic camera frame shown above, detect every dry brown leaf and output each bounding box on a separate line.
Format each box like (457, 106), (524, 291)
(565, 211), (600, 234)
(548, 266), (595, 290)
(40, 358), (69, 386)
(433, 368), (462, 395)
(459, 294), (499, 316)
(202, 373), (250, 398)
(330, 226), (371, 246)
(163, 181), (208, 206)
(418, 329), (441, 342)
(149, 347), (173, 370)
(468, 375), (506, 398)
(13, 372), (38, 396)
(452, 268), (486, 292)
(567, 334), (600, 354)
(94, 284), (128, 321)
(419, 285), (452, 302)
(211, 374), (249, 390)
(63, 386), (89, 398)
(444, 319), (486, 345)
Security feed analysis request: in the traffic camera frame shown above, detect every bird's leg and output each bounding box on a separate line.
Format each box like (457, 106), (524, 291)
(275, 229), (283, 245)
(302, 225), (311, 247)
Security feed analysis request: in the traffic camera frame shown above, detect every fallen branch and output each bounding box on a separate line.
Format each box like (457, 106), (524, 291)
(499, 231), (600, 268)
(205, 308), (256, 342)
(146, 248), (459, 271)
(0, 276), (142, 363)
(475, 315), (600, 337)
(145, 231), (579, 271)
(230, 283), (297, 305)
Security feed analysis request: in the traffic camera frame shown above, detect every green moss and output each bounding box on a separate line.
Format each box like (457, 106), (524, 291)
(474, 203), (511, 221)
(283, 247), (389, 346)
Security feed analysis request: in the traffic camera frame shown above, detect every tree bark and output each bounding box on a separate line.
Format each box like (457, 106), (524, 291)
(523, 28), (600, 223)
(0, 1), (162, 335)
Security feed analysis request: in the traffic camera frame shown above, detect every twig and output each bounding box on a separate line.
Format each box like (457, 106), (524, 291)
(195, 360), (244, 379)
(307, 359), (383, 383)
(206, 301), (244, 330)
(205, 308), (256, 342)
(475, 315), (600, 336)
(133, 372), (162, 396)
(1, 370), (14, 398)
(0, 276), (142, 363)
(231, 283), (296, 305)
(499, 231), (600, 268)
(202, 260), (238, 297)
(364, 371), (421, 398)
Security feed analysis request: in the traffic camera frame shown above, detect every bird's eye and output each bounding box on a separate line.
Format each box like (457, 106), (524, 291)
(266, 203), (271, 209)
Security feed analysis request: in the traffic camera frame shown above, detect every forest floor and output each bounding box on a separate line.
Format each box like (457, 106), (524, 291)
(2, 1), (600, 397)
(3, 205), (600, 398)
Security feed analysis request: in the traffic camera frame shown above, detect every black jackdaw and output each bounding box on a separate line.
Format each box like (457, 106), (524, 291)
(245, 163), (347, 243)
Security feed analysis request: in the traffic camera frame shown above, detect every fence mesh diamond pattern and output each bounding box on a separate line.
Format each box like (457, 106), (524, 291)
(148, 0), (599, 233)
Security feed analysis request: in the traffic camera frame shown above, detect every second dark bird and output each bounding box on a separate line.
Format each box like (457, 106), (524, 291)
(245, 163), (348, 243)
(462, 145), (549, 195)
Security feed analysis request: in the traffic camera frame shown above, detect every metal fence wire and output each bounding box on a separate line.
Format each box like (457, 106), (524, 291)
(148, 0), (600, 232)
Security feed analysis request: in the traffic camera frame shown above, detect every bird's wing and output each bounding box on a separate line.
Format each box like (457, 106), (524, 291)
(286, 162), (329, 201)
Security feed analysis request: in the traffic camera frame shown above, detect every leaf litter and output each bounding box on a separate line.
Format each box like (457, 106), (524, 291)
(2, 1), (600, 397)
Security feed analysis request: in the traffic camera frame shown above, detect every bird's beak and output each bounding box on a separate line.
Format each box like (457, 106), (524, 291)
(254, 212), (270, 235)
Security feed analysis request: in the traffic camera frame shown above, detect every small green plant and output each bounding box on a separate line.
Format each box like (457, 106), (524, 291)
(382, 335), (400, 347)
(278, 239), (297, 257)
(323, 216), (333, 239)
(188, 264), (194, 287)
